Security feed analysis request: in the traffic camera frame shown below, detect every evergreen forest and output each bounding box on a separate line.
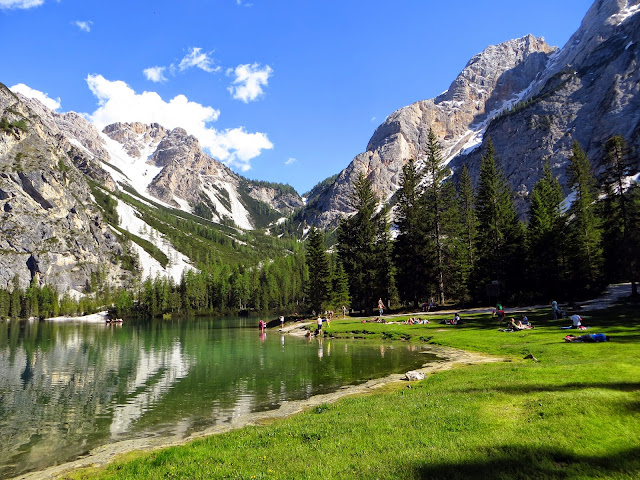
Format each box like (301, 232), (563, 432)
(1, 132), (638, 320)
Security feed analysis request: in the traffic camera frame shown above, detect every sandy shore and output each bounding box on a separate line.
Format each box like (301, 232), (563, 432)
(11, 345), (503, 480)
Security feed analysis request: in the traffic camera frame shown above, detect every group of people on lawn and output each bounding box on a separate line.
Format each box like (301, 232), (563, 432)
(261, 298), (608, 342)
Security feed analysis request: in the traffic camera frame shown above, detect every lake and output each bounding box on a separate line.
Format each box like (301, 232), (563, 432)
(0, 317), (441, 478)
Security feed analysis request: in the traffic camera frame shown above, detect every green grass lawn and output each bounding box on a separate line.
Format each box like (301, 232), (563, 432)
(67, 305), (640, 479)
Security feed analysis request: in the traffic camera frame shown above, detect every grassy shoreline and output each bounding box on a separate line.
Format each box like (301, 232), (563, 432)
(64, 303), (639, 479)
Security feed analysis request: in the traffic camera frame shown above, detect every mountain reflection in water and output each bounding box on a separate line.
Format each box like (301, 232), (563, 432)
(0, 317), (439, 478)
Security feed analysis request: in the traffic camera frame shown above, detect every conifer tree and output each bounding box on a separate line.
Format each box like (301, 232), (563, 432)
(457, 165), (477, 302)
(338, 172), (394, 313)
(331, 261), (351, 310)
(9, 276), (22, 318)
(393, 158), (430, 307)
(566, 140), (603, 294)
(473, 139), (525, 301)
(305, 226), (332, 313)
(423, 129), (457, 305)
(374, 202), (397, 309)
(600, 135), (636, 289)
(439, 179), (465, 302)
(527, 161), (565, 298)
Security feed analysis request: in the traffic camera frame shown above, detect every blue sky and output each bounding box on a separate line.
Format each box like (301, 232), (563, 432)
(1, 0), (594, 194)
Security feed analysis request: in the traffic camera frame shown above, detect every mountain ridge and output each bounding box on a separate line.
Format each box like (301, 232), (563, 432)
(304, 0), (640, 227)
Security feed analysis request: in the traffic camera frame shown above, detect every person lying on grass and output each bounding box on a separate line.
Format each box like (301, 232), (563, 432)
(405, 317), (429, 325)
(564, 333), (610, 342)
(510, 317), (534, 330)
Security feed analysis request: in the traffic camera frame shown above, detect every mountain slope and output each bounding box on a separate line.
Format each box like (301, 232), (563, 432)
(305, 0), (640, 226)
(450, 0), (640, 206)
(0, 83), (131, 293)
(1, 87), (304, 293)
(304, 34), (555, 226)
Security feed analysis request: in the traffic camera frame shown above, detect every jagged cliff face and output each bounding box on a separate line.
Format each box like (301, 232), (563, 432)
(305, 35), (556, 226)
(0, 84), (128, 292)
(103, 122), (168, 159)
(306, 0), (640, 226)
(100, 124), (304, 229)
(451, 0), (640, 207)
(0, 88), (304, 292)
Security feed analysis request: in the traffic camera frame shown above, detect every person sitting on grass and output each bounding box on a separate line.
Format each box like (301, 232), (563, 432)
(564, 333), (609, 342)
(441, 314), (463, 325)
(570, 314), (586, 329)
(508, 318), (522, 331)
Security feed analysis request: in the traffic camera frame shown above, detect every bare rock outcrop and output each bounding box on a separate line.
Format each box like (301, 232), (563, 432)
(0, 83), (129, 292)
(103, 122), (168, 159)
(306, 35), (555, 226)
(450, 0), (640, 212)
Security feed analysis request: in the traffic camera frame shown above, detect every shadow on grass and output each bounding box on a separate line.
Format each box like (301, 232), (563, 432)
(453, 381), (640, 395)
(411, 445), (640, 479)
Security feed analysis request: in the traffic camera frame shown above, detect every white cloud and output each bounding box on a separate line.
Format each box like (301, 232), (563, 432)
(227, 63), (272, 103)
(143, 66), (167, 83)
(370, 116), (377, 122)
(74, 20), (93, 32)
(85, 74), (272, 171)
(0, 0), (43, 9)
(285, 157), (296, 165)
(10, 83), (61, 111)
(178, 47), (219, 73)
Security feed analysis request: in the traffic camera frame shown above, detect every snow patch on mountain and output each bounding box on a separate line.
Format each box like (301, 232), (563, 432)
(226, 185), (253, 230)
(100, 133), (164, 199)
(611, 1), (640, 25)
(116, 200), (194, 282)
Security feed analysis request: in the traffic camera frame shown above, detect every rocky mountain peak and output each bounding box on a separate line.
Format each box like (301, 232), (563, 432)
(449, 0), (640, 214)
(305, 0), (640, 228)
(102, 122), (168, 159)
(308, 35), (556, 227)
(148, 127), (204, 169)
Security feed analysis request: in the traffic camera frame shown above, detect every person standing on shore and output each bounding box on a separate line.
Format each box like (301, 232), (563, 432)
(279, 315), (285, 329)
(378, 298), (385, 317)
(317, 316), (323, 334)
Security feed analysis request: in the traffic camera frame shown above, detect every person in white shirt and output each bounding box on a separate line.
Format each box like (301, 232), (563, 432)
(571, 314), (583, 328)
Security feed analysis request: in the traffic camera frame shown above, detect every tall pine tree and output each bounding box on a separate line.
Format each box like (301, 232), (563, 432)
(338, 173), (394, 314)
(423, 129), (463, 305)
(305, 226), (332, 313)
(600, 135), (635, 289)
(473, 139), (525, 302)
(566, 140), (603, 295)
(457, 165), (477, 303)
(527, 161), (565, 299)
(393, 158), (430, 307)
